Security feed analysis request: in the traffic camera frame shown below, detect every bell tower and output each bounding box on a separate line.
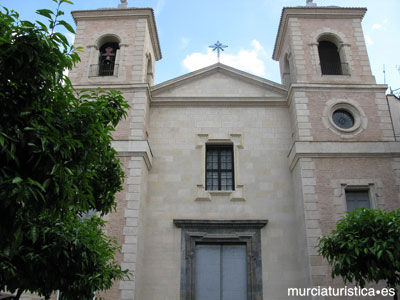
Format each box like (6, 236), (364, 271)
(273, 6), (376, 87)
(70, 1), (161, 299)
(70, 1), (161, 88)
(273, 5), (393, 143)
(274, 4), (397, 292)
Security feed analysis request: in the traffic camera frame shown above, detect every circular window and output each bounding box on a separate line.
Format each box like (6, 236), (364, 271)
(332, 109), (354, 129)
(322, 100), (368, 138)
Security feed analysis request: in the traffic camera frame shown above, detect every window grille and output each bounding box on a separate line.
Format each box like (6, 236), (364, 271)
(318, 41), (344, 75)
(206, 145), (234, 191)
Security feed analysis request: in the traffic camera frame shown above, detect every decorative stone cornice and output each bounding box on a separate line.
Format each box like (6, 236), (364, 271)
(151, 97), (287, 107)
(273, 7), (367, 61)
(288, 141), (400, 171)
(72, 83), (151, 94)
(112, 140), (153, 169)
(173, 219), (268, 229)
(87, 44), (98, 49)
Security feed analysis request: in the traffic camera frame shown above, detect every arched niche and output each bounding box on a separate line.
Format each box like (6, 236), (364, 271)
(94, 34), (122, 76)
(316, 33), (348, 75)
(282, 52), (291, 87)
(146, 53), (154, 85)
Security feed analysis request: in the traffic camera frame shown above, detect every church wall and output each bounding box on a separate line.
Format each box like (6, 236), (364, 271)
(139, 103), (310, 299)
(287, 155), (400, 297)
(387, 95), (400, 140)
(304, 88), (394, 142)
(106, 88), (150, 143)
(112, 91), (135, 141)
(313, 157), (399, 236)
(288, 90), (313, 142)
(309, 157), (399, 298)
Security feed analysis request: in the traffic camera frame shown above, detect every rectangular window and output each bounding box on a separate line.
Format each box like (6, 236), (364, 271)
(206, 145), (234, 191)
(346, 190), (370, 212)
(195, 244), (247, 300)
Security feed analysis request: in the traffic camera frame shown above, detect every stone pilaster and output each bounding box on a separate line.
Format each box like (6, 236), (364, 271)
(112, 141), (152, 300)
(392, 157), (400, 204)
(289, 90), (312, 142)
(130, 88), (150, 140)
(296, 158), (326, 290)
(375, 92), (395, 141)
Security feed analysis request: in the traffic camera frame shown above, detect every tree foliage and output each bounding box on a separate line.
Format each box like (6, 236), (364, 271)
(317, 208), (400, 292)
(0, 1), (130, 299)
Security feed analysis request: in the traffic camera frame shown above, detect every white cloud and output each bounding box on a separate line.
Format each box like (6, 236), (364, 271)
(183, 50), (216, 70)
(183, 40), (267, 76)
(372, 24), (382, 30)
(365, 35), (373, 45)
(372, 19), (389, 30)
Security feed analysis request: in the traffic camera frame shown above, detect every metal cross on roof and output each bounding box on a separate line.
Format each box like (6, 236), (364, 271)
(209, 41), (228, 62)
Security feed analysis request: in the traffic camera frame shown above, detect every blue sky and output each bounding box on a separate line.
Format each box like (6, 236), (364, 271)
(2, 0), (400, 90)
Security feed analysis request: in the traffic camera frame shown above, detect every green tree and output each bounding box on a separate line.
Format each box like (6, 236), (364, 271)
(0, 1), (130, 299)
(317, 208), (400, 299)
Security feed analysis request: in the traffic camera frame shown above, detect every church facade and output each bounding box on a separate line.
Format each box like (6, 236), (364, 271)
(67, 3), (400, 300)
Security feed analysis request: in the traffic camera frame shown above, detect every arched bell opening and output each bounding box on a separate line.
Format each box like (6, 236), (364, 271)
(317, 34), (348, 76)
(98, 42), (120, 76)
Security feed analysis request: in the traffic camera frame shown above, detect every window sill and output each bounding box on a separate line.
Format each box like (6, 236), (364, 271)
(209, 190), (233, 196)
(321, 74), (351, 77)
(195, 184), (245, 202)
(88, 75), (118, 78)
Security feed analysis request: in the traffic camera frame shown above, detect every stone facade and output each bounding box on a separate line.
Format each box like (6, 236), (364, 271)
(32, 4), (399, 300)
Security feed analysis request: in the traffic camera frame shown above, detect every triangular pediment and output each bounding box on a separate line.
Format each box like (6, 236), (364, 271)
(151, 64), (287, 102)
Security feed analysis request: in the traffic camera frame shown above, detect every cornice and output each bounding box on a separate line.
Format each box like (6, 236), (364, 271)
(173, 219), (268, 229)
(111, 140), (153, 170)
(72, 83), (150, 93)
(288, 141), (400, 171)
(73, 83), (149, 89)
(151, 97), (287, 107)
